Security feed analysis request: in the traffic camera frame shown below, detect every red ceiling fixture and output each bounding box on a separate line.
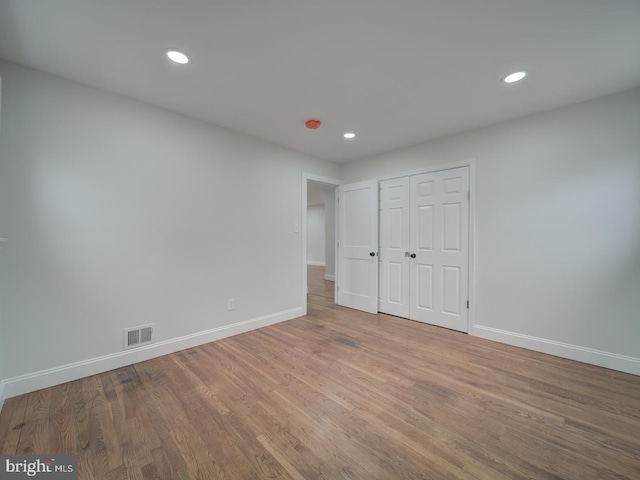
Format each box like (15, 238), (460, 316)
(305, 119), (322, 130)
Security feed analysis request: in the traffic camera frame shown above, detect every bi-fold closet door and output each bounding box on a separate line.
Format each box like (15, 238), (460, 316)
(379, 167), (470, 332)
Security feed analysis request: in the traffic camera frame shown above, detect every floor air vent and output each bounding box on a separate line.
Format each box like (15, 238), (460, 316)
(124, 324), (154, 350)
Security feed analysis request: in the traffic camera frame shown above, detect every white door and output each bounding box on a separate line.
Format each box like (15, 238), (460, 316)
(379, 177), (411, 317)
(410, 167), (469, 332)
(337, 180), (379, 314)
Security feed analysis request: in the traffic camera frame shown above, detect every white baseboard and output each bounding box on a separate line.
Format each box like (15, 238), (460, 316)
(0, 307), (303, 405)
(324, 275), (335, 281)
(307, 261), (326, 267)
(472, 325), (640, 376)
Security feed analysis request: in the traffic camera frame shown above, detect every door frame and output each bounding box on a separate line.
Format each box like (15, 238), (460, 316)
(301, 159), (476, 331)
(301, 173), (341, 316)
(378, 159), (477, 334)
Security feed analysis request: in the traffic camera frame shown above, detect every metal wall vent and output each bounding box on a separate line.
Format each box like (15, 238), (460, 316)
(124, 324), (154, 350)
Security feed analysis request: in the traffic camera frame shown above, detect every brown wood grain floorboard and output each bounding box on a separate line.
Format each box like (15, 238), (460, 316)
(0, 394), (29, 454)
(0, 266), (638, 478)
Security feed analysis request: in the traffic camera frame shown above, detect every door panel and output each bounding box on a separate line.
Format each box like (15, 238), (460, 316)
(442, 266), (461, 315)
(378, 177), (410, 317)
(443, 203), (461, 251)
(417, 205), (434, 250)
(410, 167), (469, 332)
(387, 262), (404, 303)
(343, 258), (371, 296)
(343, 189), (369, 246)
(416, 179), (435, 197)
(416, 264), (434, 311)
(443, 176), (462, 194)
(337, 180), (379, 314)
(389, 208), (404, 248)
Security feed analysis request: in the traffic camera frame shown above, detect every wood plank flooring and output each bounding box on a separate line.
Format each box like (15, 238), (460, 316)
(1, 266), (639, 479)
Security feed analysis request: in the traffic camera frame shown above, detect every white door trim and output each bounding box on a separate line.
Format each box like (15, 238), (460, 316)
(302, 160), (476, 333)
(376, 159), (477, 334)
(301, 173), (341, 316)
(376, 160), (475, 182)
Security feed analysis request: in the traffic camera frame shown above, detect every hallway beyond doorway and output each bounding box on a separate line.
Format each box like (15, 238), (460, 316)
(307, 265), (334, 304)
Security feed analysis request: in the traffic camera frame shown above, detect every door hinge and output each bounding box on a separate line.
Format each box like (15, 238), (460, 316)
(467, 300), (470, 309)
(467, 191), (470, 201)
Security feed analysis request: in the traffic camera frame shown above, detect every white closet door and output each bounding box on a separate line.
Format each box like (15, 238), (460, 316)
(379, 177), (410, 317)
(337, 180), (379, 314)
(410, 167), (469, 332)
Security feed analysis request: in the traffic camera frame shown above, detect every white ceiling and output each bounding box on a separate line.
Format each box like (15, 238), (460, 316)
(1, 0), (639, 163)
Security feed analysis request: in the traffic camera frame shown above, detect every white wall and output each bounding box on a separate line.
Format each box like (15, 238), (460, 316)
(0, 60), (339, 394)
(306, 205), (326, 266)
(341, 88), (640, 374)
(324, 189), (336, 280)
(0, 72), (4, 398)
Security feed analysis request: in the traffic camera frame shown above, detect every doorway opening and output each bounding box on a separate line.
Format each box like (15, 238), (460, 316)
(301, 174), (340, 316)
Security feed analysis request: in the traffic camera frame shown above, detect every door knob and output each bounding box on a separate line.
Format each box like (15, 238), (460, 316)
(410, 253), (416, 258)
(370, 252), (376, 256)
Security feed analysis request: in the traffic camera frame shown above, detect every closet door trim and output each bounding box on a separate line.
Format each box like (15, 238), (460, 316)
(377, 160), (477, 334)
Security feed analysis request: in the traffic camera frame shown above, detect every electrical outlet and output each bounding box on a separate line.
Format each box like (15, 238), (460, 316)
(227, 298), (235, 311)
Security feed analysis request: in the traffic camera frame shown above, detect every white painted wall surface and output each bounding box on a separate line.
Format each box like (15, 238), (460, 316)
(307, 183), (327, 206)
(0, 73), (4, 392)
(307, 205), (326, 266)
(324, 189), (336, 279)
(0, 61), (339, 386)
(340, 88), (640, 373)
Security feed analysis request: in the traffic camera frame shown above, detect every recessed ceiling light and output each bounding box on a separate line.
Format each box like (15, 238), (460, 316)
(343, 132), (356, 139)
(166, 49), (190, 65)
(503, 71), (527, 83)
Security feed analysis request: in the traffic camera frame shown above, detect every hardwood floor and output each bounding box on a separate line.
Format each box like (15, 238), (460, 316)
(1, 266), (639, 479)
(307, 265), (334, 302)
